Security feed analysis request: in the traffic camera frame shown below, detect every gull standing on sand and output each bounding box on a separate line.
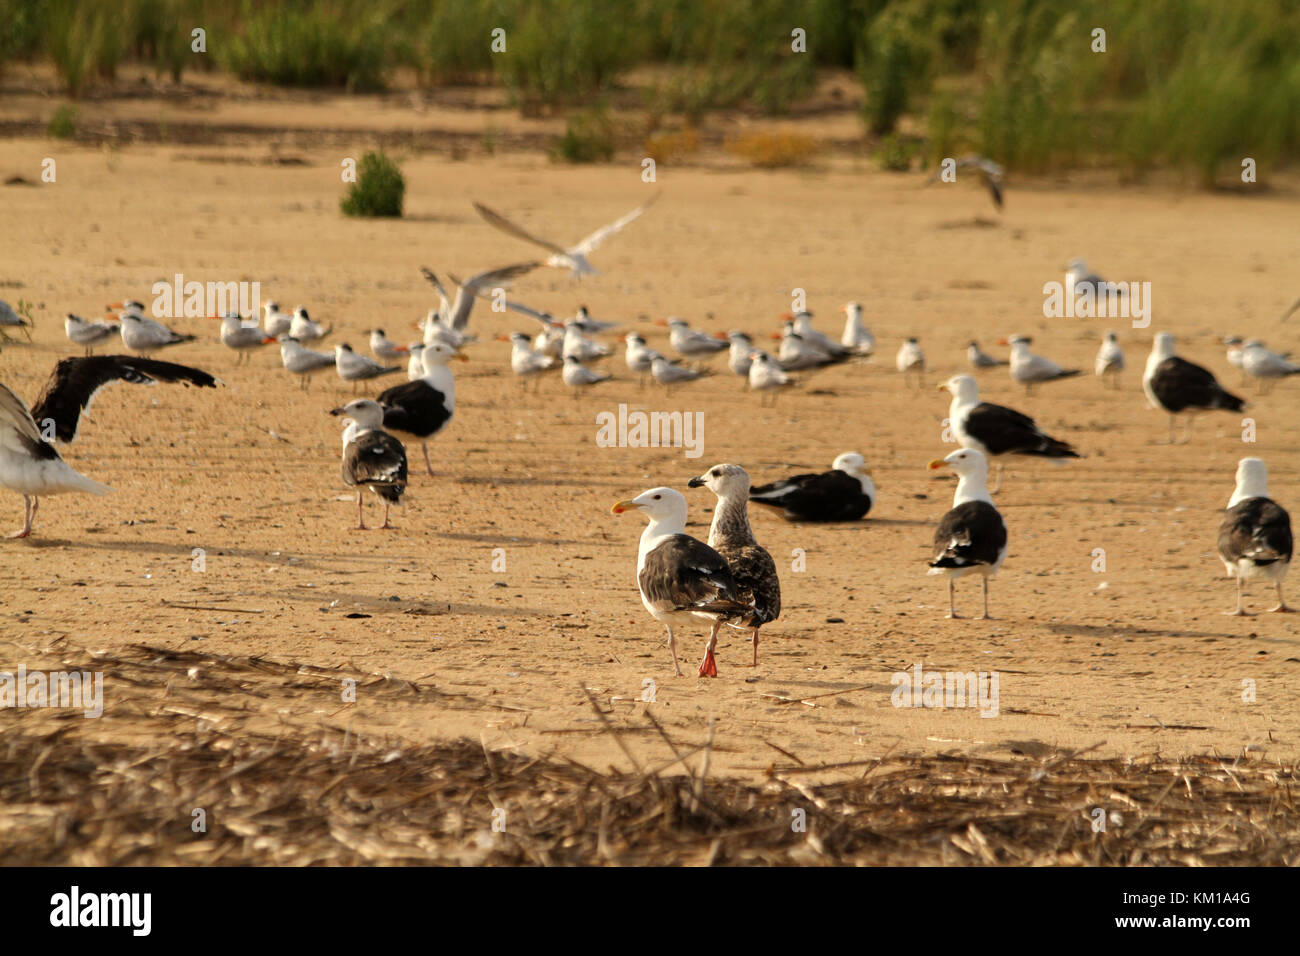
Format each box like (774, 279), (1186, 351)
(279, 336), (335, 390)
(967, 340), (1006, 369)
(472, 193), (661, 278)
(651, 355), (708, 388)
(1095, 331), (1125, 387)
(376, 341), (461, 476)
(263, 301), (293, 338)
(726, 331), (755, 378)
(329, 399), (407, 531)
(688, 464), (780, 672)
(65, 314), (120, 355)
(290, 307), (330, 342)
(1143, 332), (1244, 444)
(611, 487), (748, 677)
(219, 312), (273, 365)
(927, 448), (1007, 619)
(117, 305), (194, 354)
(664, 317), (727, 359)
(747, 349), (793, 404)
(749, 452), (874, 522)
(562, 320), (612, 362)
(1218, 457), (1292, 616)
(1241, 339), (1300, 392)
(508, 331), (556, 388)
(369, 329), (409, 362)
(896, 337), (925, 386)
(1002, 335), (1080, 391)
(562, 355), (610, 390)
(623, 332), (660, 387)
(840, 302), (874, 356)
(334, 343), (402, 392)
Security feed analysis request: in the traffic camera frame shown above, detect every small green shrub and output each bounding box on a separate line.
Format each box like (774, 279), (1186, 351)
(553, 109), (615, 163)
(341, 150), (405, 218)
(47, 103), (77, 139)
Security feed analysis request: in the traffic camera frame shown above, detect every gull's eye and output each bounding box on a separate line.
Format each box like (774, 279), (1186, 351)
(710, 470), (719, 478)
(653, 494), (661, 500)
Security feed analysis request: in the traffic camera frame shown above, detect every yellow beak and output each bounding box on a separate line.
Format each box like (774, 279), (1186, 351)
(927, 458), (946, 470)
(611, 499), (637, 514)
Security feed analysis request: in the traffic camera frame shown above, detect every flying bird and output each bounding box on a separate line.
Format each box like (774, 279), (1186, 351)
(472, 193), (661, 278)
(420, 262), (539, 331)
(928, 155), (1004, 210)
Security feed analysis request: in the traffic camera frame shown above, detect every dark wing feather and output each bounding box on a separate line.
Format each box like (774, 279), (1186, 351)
(1218, 498), (1293, 566)
(343, 430), (408, 502)
(930, 501), (1007, 569)
(377, 380), (453, 439)
(639, 535), (748, 617)
(30, 355), (219, 443)
(749, 470), (871, 521)
(1151, 357), (1244, 413)
(714, 541), (780, 627)
(964, 402), (1078, 458)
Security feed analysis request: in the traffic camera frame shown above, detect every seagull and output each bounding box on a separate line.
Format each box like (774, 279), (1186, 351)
(1241, 339), (1300, 392)
(896, 337), (925, 386)
(369, 329), (409, 362)
(789, 311), (847, 360)
(1143, 332), (1245, 443)
(472, 193), (661, 278)
(1218, 457), (1292, 616)
(929, 155), (1004, 211)
(572, 305), (619, 334)
(562, 355), (610, 390)
(406, 343), (428, 381)
(749, 452), (874, 522)
(508, 331), (557, 389)
(1001, 335), (1081, 391)
(688, 464), (780, 671)
(0, 299), (30, 336)
(334, 343), (402, 392)
(263, 301), (293, 338)
(65, 314), (120, 355)
(376, 341), (461, 476)
(747, 349), (793, 405)
(329, 399), (407, 531)
(278, 336), (335, 390)
(726, 331), (754, 378)
(1067, 258), (1124, 298)
(1224, 336), (1246, 382)
(777, 323), (841, 370)
(840, 302), (874, 356)
(927, 448), (1007, 619)
(1095, 331), (1125, 387)
(290, 307), (330, 342)
(1, 356), (218, 537)
(651, 355), (708, 388)
(562, 320), (612, 362)
(420, 262), (538, 332)
(219, 312), (273, 364)
(967, 340), (1007, 369)
(119, 311), (194, 354)
(611, 486), (748, 677)
(663, 317), (727, 359)
(939, 375), (1080, 492)
(623, 333), (661, 387)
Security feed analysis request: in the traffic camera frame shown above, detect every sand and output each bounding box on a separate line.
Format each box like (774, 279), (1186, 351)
(2, 73), (1299, 784)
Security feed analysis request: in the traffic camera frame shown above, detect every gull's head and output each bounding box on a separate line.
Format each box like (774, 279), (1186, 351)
(792, 311), (814, 329)
(329, 398), (384, 429)
(611, 486), (687, 523)
(1152, 332), (1176, 358)
(1224, 335), (1244, 346)
(843, 301), (862, 316)
(749, 349), (772, 364)
(904, 336), (918, 345)
(66, 313), (84, 325)
(121, 299), (146, 313)
(832, 452), (869, 476)
(940, 374), (979, 402)
(727, 330), (751, 344)
(666, 317), (688, 330)
(929, 447), (988, 479)
(334, 343), (353, 355)
(264, 301), (280, 315)
(422, 341), (464, 368)
(687, 462), (750, 498)
(294, 306), (310, 321)
(1234, 457), (1269, 498)
(1243, 338), (1265, 350)
(625, 332), (646, 348)
(371, 328), (387, 338)
(1104, 330), (1118, 343)
(509, 331), (532, 345)
(576, 305), (590, 318)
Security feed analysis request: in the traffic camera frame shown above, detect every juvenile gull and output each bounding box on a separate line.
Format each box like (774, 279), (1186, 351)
(1095, 331), (1125, 387)
(688, 463), (781, 671)
(329, 399), (407, 530)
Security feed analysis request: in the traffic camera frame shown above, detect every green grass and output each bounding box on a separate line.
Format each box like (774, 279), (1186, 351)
(340, 150), (405, 217)
(47, 103), (77, 138)
(553, 108), (615, 163)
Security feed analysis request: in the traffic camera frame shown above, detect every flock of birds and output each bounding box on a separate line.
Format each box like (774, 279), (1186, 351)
(1, 190), (1296, 679)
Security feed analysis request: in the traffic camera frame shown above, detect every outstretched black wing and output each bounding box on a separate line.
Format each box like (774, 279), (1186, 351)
(30, 355), (219, 443)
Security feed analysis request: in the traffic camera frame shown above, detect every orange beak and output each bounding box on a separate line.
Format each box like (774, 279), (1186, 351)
(995, 337), (1009, 346)
(927, 458), (946, 470)
(455, 353), (468, 362)
(262, 336), (277, 344)
(769, 332), (782, 340)
(652, 318), (669, 327)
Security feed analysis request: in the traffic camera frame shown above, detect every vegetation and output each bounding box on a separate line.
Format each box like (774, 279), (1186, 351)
(553, 108), (616, 163)
(726, 132), (819, 169)
(340, 150), (405, 218)
(1, 0), (1297, 183)
(47, 103), (78, 139)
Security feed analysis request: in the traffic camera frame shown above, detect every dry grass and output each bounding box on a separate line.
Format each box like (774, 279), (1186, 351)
(2, 640), (1297, 866)
(725, 131), (819, 169)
